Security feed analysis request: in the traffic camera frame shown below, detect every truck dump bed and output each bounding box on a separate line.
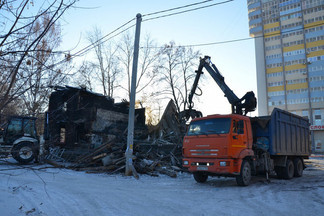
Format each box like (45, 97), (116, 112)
(251, 108), (310, 157)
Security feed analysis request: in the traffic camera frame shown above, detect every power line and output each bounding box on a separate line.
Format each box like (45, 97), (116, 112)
(71, 18), (135, 58)
(44, 2), (324, 67)
(143, 0), (234, 22)
(33, 1), (235, 68)
(47, 18), (136, 68)
(142, 0), (215, 17)
(50, 21), (324, 71)
(71, 0), (234, 58)
(72, 23), (136, 58)
(169, 37), (252, 48)
(140, 22), (324, 49)
(139, 37), (252, 49)
(67, 1), (234, 61)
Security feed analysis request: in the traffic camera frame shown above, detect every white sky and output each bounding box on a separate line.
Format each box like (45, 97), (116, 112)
(59, 0), (258, 116)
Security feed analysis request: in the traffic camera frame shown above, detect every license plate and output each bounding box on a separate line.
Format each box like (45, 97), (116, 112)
(197, 166), (208, 171)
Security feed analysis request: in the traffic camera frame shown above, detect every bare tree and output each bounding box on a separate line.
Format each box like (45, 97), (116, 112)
(0, 0), (76, 118)
(86, 27), (120, 97)
(158, 41), (200, 113)
(179, 46), (201, 111)
(117, 32), (133, 100)
(20, 13), (70, 117)
(74, 61), (95, 91)
(117, 32), (160, 101)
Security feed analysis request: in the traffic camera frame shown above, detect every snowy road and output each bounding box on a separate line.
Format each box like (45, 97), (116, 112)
(1, 157), (324, 216)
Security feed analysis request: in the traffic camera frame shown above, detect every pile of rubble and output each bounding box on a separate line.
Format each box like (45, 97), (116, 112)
(45, 99), (186, 178)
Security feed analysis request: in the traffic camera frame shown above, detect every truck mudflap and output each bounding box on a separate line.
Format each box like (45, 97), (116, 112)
(238, 149), (254, 159)
(183, 158), (242, 176)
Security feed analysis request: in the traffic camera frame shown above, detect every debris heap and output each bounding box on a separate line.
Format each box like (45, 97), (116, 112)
(44, 86), (186, 177)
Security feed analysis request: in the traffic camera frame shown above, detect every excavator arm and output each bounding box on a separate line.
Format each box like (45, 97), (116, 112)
(180, 56), (257, 122)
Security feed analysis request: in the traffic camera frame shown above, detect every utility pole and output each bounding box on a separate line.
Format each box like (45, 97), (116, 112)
(125, 13), (142, 176)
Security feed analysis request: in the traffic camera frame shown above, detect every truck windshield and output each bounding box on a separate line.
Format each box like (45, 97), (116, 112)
(187, 118), (231, 136)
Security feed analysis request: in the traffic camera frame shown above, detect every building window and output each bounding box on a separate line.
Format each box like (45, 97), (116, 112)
(311, 97), (324, 103)
(287, 98), (310, 105)
(60, 128), (66, 143)
(267, 72), (283, 78)
(286, 78), (307, 85)
(283, 39), (304, 47)
(283, 49), (305, 57)
(308, 55), (324, 63)
(314, 109), (322, 125)
(268, 100), (286, 107)
(268, 81), (284, 87)
(310, 86), (324, 92)
(286, 88), (308, 95)
(309, 65), (323, 72)
(304, 15), (324, 24)
(285, 68), (307, 75)
(268, 91), (285, 96)
(309, 76), (324, 82)
(284, 59), (306, 66)
(306, 45), (324, 53)
(303, 5), (324, 14)
(282, 29), (303, 38)
(306, 35), (324, 43)
(266, 62), (283, 69)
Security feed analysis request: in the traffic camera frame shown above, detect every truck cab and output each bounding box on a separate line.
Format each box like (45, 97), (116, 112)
(182, 114), (254, 185)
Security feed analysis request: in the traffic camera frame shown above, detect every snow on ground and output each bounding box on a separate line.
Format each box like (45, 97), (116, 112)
(1, 157), (324, 216)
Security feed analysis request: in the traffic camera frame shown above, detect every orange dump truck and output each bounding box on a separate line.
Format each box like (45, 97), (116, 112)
(182, 108), (310, 186)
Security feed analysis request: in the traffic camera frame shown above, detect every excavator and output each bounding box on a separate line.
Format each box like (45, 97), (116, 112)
(179, 56), (257, 121)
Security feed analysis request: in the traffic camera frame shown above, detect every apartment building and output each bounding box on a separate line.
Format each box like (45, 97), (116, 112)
(247, 0), (324, 152)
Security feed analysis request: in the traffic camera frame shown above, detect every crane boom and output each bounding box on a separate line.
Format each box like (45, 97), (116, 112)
(180, 56), (257, 122)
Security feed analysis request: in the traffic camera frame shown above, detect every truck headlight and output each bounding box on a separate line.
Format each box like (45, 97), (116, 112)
(220, 161), (229, 167)
(183, 160), (189, 165)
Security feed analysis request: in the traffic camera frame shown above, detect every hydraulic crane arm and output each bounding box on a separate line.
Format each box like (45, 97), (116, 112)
(180, 56), (257, 122)
(188, 56), (240, 110)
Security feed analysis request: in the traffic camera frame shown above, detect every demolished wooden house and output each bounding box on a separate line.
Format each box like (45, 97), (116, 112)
(44, 86), (146, 159)
(44, 86), (186, 177)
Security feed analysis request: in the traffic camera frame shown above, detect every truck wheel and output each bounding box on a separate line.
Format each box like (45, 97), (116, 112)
(193, 172), (208, 183)
(293, 158), (303, 177)
(11, 142), (35, 164)
(283, 159), (294, 179)
(275, 166), (284, 179)
(236, 160), (251, 186)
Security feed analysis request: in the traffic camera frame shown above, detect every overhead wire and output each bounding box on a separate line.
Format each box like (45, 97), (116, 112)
(40, 0), (235, 67)
(142, 0), (216, 17)
(46, 18), (136, 69)
(34, 0), (324, 67)
(140, 22), (324, 49)
(71, 24), (136, 58)
(142, 0), (234, 22)
(69, 0), (234, 59)
(70, 18), (135, 58)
